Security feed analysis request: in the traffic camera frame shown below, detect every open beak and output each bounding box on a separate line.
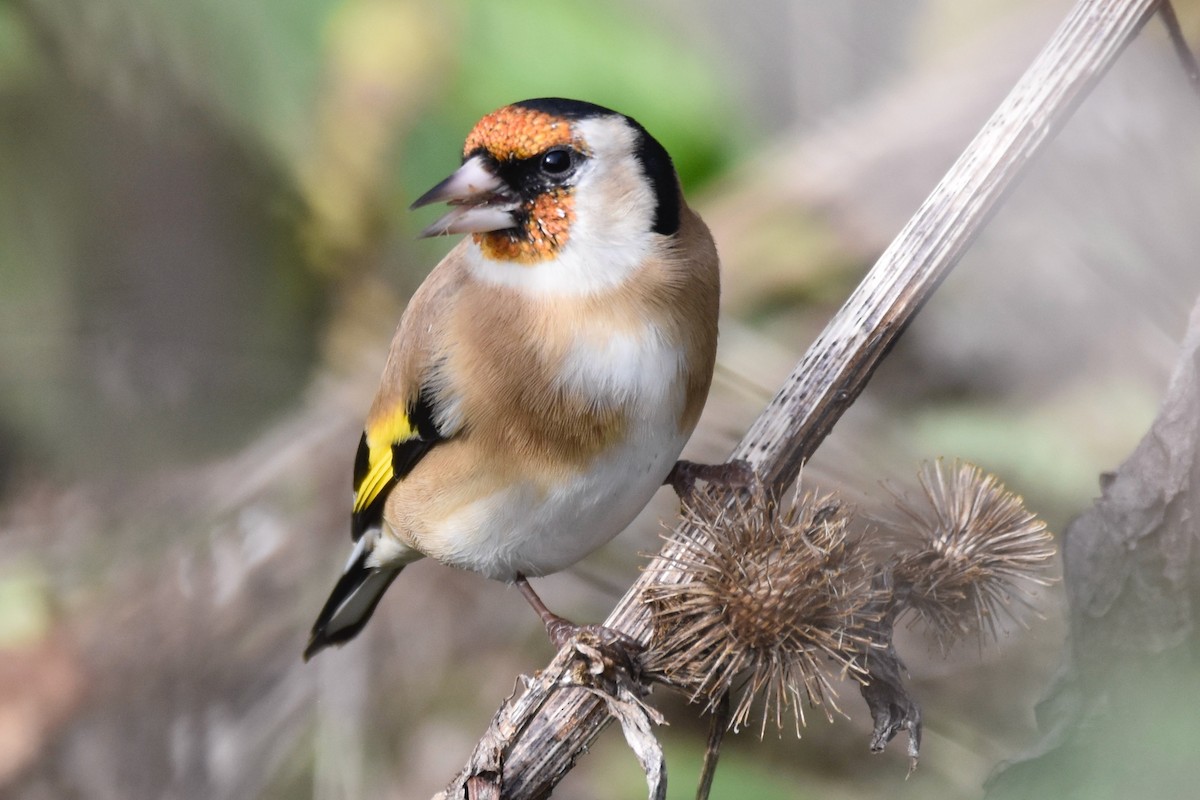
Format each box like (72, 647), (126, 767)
(410, 155), (520, 238)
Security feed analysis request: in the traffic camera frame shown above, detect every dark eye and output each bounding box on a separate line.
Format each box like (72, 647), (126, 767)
(540, 148), (574, 176)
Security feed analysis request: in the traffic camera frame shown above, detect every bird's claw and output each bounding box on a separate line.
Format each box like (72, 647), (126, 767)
(546, 619), (644, 673)
(665, 458), (756, 502)
(547, 619), (640, 651)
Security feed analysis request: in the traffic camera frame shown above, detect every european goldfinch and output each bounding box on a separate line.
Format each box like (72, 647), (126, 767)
(304, 98), (720, 660)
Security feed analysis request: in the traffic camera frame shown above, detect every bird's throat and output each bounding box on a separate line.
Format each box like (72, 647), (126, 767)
(474, 189), (575, 264)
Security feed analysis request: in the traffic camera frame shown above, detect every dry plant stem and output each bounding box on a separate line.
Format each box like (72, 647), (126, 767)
(440, 1), (1160, 796)
(695, 691), (730, 800)
(1158, 0), (1200, 99)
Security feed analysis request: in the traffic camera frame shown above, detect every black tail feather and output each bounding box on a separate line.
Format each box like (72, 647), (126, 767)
(304, 549), (402, 661)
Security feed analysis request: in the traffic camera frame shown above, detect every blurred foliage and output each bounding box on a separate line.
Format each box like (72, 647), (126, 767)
(903, 377), (1161, 525)
(633, 732), (815, 800)
(444, 0), (737, 186)
(988, 661), (1200, 800)
(0, 564), (51, 648)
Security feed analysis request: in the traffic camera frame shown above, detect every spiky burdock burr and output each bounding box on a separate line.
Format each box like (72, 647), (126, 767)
(887, 459), (1056, 651)
(642, 484), (881, 737)
(642, 459), (1053, 774)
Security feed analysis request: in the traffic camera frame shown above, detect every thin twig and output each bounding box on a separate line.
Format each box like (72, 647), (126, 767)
(438, 0), (1163, 797)
(695, 691), (730, 800)
(1158, 0), (1200, 99)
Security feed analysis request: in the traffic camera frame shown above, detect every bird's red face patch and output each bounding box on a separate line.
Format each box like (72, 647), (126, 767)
(475, 189), (575, 263)
(464, 105), (578, 161)
(464, 105), (588, 263)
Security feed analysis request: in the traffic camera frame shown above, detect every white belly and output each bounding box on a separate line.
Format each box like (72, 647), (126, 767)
(435, 418), (686, 580)
(431, 323), (690, 580)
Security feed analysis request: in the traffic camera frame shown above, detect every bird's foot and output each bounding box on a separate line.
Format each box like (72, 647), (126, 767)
(665, 458), (756, 501)
(545, 617), (641, 652)
(546, 618), (644, 676)
(516, 575), (642, 667)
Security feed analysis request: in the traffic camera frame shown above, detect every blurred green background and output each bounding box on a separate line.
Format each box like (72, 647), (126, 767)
(2, 0), (1200, 797)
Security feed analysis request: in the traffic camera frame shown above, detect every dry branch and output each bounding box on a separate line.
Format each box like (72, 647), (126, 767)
(438, 0), (1164, 797)
(985, 275), (1200, 799)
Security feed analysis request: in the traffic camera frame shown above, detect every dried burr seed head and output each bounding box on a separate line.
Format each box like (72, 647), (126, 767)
(887, 460), (1056, 651)
(642, 483), (880, 737)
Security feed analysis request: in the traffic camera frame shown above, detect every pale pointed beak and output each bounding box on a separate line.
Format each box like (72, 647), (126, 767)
(410, 155), (520, 238)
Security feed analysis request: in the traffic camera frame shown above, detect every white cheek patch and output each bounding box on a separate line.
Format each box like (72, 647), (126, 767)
(465, 239), (647, 296)
(556, 324), (684, 410)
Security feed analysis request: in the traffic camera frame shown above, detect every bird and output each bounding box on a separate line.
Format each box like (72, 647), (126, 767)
(304, 97), (724, 661)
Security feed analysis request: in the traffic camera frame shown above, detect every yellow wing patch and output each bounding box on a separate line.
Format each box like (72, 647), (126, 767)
(353, 410), (416, 514)
(350, 391), (443, 541)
